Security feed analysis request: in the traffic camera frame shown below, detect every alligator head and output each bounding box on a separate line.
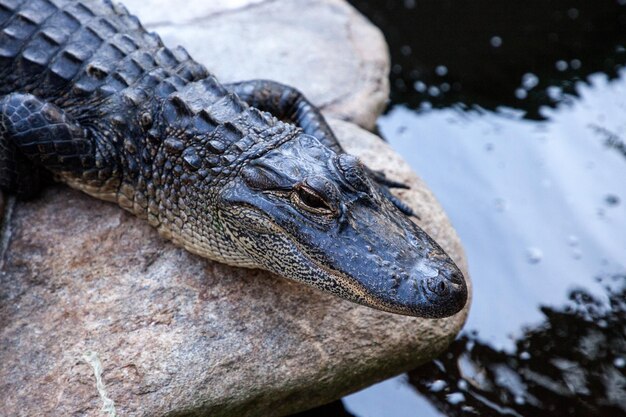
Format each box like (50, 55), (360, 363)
(218, 134), (467, 318)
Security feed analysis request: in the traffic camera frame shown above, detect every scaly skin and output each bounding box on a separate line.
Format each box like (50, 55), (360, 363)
(0, 0), (467, 318)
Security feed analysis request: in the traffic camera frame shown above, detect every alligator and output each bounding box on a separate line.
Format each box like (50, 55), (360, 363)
(0, 0), (467, 318)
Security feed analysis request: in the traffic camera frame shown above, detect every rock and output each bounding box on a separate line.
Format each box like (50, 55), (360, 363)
(120, 0), (265, 24)
(0, 120), (470, 417)
(0, 1), (471, 416)
(125, 0), (390, 131)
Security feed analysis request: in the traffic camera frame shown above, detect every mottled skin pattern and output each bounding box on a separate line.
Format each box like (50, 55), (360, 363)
(0, 0), (467, 318)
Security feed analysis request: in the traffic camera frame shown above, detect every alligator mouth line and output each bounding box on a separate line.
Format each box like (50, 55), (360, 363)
(260, 208), (463, 318)
(290, 238), (434, 317)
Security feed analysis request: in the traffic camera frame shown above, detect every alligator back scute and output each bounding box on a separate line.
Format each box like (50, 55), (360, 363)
(0, 0), (37, 61)
(0, 0), (195, 103)
(0, 0), (297, 196)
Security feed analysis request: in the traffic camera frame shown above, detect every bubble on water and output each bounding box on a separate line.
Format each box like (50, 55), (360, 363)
(404, 0), (416, 8)
(490, 36), (502, 48)
(572, 249), (582, 260)
(515, 88), (528, 99)
(440, 82), (450, 92)
(522, 73), (539, 90)
(570, 59), (582, 69)
(485, 143), (494, 152)
(447, 392), (466, 404)
(494, 198), (507, 212)
(605, 194), (620, 206)
(547, 86), (563, 100)
(457, 380), (468, 390)
(400, 45), (412, 56)
(567, 8), (579, 19)
(429, 380), (447, 392)
(556, 60), (568, 71)
(515, 395), (526, 405)
(519, 351), (531, 360)
(435, 65), (448, 76)
(428, 86), (440, 96)
(568, 235), (579, 247)
(413, 81), (427, 93)
(614, 357), (625, 368)
(392, 64), (402, 74)
(526, 247), (543, 264)
(597, 208), (606, 218)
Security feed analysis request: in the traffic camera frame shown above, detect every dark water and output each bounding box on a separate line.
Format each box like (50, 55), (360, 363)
(291, 1), (626, 416)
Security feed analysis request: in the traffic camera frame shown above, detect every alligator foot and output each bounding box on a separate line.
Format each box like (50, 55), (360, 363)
(0, 93), (118, 195)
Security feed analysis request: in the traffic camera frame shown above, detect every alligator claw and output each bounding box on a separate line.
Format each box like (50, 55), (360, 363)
(369, 169), (411, 189)
(378, 185), (416, 217)
(364, 167), (416, 217)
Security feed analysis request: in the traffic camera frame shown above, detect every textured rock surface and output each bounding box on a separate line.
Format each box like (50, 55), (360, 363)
(125, 0), (390, 131)
(0, 121), (470, 417)
(0, 1), (470, 416)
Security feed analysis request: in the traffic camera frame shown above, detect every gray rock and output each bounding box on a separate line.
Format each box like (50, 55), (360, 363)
(121, 0), (265, 24)
(0, 1), (471, 416)
(124, 0), (390, 131)
(0, 120), (470, 417)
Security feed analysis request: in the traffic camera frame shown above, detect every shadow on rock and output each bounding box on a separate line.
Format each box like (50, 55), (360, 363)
(289, 400), (356, 417)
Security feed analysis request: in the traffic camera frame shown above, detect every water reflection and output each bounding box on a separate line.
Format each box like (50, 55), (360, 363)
(409, 275), (626, 416)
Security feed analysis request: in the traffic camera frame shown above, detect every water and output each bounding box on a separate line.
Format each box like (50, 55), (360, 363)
(381, 75), (626, 349)
(291, 0), (626, 415)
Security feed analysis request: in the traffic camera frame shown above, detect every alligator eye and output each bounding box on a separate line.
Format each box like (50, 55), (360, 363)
(292, 184), (334, 215)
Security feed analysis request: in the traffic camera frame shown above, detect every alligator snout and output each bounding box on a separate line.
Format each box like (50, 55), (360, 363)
(420, 269), (467, 318)
(378, 257), (466, 318)
(422, 268), (464, 296)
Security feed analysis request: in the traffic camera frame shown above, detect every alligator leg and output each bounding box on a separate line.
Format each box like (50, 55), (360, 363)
(0, 93), (114, 198)
(225, 80), (415, 216)
(224, 79), (344, 154)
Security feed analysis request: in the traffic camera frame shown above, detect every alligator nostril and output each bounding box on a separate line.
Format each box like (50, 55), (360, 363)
(449, 272), (463, 285)
(427, 278), (448, 295)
